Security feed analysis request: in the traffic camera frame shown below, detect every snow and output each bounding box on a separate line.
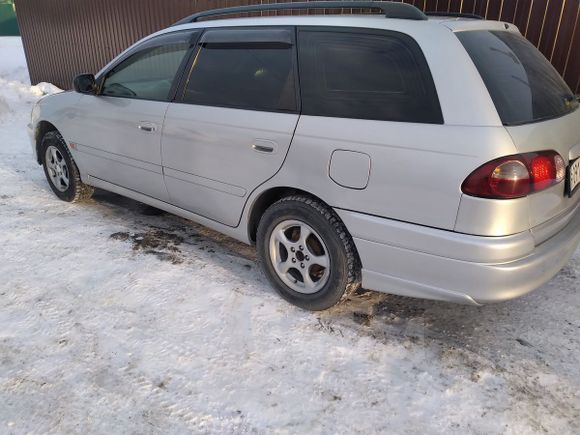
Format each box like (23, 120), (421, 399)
(0, 38), (61, 118)
(0, 37), (579, 434)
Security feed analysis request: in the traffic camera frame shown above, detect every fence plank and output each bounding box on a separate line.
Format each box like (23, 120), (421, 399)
(13, 0), (579, 93)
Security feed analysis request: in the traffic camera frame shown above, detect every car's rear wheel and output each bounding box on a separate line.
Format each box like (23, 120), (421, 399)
(41, 131), (94, 202)
(257, 195), (361, 311)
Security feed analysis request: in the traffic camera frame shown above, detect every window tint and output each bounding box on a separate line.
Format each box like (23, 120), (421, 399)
(182, 30), (297, 112)
(102, 33), (192, 101)
(456, 30), (578, 125)
(298, 30), (443, 124)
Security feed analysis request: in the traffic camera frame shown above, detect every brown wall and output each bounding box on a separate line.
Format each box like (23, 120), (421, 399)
(14, 0), (580, 92)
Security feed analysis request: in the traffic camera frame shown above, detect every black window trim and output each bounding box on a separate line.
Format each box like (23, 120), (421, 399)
(96, 29), (202, 103)
(503, 103), (579, 127)
(173, 26), (301, 115)
(200, 28), (293, 46)
(295, 25), (444, 125)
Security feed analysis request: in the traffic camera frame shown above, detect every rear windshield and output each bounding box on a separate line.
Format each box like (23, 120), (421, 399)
(456, 30), (578, 126)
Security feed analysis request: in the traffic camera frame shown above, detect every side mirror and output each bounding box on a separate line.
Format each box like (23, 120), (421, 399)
(73, 74), (97, 94)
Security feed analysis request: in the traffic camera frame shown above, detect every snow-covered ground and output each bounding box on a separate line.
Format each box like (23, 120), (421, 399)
(0, 37), (579, 434)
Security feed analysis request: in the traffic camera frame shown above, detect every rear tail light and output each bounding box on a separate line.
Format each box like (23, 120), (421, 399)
(462, 151), (566, 199)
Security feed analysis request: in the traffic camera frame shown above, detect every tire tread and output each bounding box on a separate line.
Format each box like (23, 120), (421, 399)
(257, 194), (361, 310)
(42, 131), (94, 202)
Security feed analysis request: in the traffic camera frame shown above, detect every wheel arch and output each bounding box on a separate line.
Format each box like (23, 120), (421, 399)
(247, 187), (311, 243)
(246, 186), (356, 248)
(35, 120), (59, 164)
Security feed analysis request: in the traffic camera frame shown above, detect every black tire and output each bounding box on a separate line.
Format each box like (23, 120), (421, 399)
(257, 195), (361, 311)
(40, 130), (94, 202)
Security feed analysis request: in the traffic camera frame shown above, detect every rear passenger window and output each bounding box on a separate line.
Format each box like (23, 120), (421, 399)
(182, 29), (297, 112)
(298, 30), (443, 124)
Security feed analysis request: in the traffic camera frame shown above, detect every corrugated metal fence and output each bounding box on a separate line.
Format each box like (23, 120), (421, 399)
(14, 0), (580, 92)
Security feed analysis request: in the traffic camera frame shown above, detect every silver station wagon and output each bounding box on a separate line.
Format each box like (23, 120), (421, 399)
(29, 1), (580, 310)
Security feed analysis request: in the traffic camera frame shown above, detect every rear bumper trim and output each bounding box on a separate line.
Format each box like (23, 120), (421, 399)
(338, 209), (580, 304)
(531, 199), (580, 245)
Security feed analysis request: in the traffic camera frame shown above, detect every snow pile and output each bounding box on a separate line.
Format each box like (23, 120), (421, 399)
(0, 37), (62, 118)
(0, 37), (579, 434)
(33, 81), (63, 96)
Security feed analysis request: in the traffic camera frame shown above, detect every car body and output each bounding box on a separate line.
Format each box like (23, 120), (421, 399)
(29, 3), (580, 309)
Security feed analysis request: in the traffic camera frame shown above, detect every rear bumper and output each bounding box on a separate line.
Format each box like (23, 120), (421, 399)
(336, 206), (580, 305)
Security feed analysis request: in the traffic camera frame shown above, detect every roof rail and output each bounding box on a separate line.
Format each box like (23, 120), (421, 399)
(173, 1), (428, 26)
(425, 12), (484, 20)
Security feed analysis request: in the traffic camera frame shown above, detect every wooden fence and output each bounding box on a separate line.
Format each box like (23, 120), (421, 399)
(14, 0), (580, 92)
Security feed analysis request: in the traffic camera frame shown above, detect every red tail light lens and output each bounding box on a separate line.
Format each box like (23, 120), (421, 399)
(530, 155), (562, 191)
(462, 151), (566, 199)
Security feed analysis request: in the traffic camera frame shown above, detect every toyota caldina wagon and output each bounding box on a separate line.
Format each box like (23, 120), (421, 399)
(29, 2), (580, 310)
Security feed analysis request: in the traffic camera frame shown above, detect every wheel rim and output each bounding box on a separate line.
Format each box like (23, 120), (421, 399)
(269, 219), (331, 294)
(45, 145), (70, 192)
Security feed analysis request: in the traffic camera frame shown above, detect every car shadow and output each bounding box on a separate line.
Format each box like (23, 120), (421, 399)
(91, 188), (257, 261)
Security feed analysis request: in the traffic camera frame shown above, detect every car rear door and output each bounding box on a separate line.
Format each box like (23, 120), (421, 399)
(161, 27), (300, 227)
(66, 30), (198, 201)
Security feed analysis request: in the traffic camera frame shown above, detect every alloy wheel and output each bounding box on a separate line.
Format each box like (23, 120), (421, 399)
(268, 219), (331, 294)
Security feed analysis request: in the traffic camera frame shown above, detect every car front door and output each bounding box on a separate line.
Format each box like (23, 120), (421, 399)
(66, 30), (198, 201)
(161, 27), (300, 226)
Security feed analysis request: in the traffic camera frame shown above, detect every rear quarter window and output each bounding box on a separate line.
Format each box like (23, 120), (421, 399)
(456, 30), (578, 126)
(297, 29), (443, 124)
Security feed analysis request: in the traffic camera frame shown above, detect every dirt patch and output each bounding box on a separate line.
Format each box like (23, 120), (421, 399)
(144, 250), (183, 265)
(558, 265), (577, 280)
(316, 318), (344, 337)
(352, 312), (373, 326)
(516, 338), (534, 348)
(110, 230), (183, 264)
(375, 296), (428, 319)
(109, 232), (130, 242)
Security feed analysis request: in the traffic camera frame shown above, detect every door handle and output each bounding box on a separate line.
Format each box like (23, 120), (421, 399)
(251, 139), (277, 154)
(138, 122), (157, 133)
(252, 144), (274, 153)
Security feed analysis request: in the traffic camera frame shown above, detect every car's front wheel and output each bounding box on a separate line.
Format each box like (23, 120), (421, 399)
(41, 131), (94, 202)
(257, 195), (361, 311)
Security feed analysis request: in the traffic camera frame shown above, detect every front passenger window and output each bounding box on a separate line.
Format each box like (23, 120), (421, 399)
(102, 33), (192, 102)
